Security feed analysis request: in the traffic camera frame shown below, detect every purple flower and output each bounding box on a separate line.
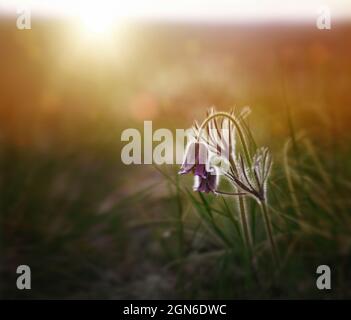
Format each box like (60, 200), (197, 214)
(179, 142), (209, 179)
(193, 167), (218, 193)
(179, 141), (218, 193)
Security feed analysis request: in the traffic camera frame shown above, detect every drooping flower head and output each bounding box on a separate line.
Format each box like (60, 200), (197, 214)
(178, 141), (209, 179)
(179, 141), (219, 194)
(193, 166), (218, 193)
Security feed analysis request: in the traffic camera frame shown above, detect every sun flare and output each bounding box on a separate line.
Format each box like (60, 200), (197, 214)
(74, 2), (122, 42)
(79, 5), (117, 36)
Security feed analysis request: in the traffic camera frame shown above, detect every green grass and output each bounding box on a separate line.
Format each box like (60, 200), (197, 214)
(153, 112), (351, 298)
(1, 113), (351, 299)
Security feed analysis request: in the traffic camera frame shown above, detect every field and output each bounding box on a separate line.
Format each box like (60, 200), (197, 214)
(1, 19), (351, 299)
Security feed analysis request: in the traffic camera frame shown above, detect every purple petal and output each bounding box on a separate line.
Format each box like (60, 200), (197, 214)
(196, 142), (209, 165)
(193, 169), (218, 194)
(179, 142), (197, 175)
(193, 177), (208, 193)
(178, 165), (193, 175)
(207, 171), (218, 191)
(194, 164), (207, 179)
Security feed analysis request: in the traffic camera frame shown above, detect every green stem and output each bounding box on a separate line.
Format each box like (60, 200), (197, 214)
(215, 190), (247, 196)
(260, 200), (279, 267)
(239, 196), (262, 289)
(238, 196), (252, 255)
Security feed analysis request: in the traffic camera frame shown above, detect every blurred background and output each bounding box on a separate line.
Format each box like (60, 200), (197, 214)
(1, 1), (351, 299)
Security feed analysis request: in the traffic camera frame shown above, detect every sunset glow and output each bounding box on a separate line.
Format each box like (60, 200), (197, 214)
(1, 0), (351, 22)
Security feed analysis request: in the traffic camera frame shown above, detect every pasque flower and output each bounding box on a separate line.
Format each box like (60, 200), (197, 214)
(179, 141), (220, 194)
(193, 167), (218, 193)
(179, 141), (209, 179)
(179, 108), (279, 266)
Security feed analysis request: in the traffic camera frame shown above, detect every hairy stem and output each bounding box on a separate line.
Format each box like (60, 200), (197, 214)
(260, 200), (279, 266)
(238, 196), (253, 254)
(215, 190), (247, 196)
